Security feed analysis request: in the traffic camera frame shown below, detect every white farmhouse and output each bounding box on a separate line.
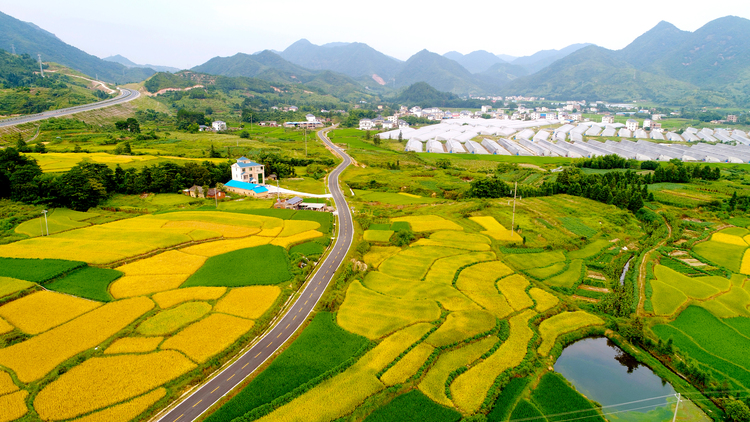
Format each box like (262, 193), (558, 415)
(212, 121), (227, 131)
(305, 114), (317, 123)
(359, 119), (375, 131)
(626, 119), (639, 132)
(231, 157), (265, 184)
(602, 115), (615, 124)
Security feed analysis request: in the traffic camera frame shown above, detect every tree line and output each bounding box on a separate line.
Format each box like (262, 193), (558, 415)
(0, 147), (231, 211)
(470, 160), (722, 214)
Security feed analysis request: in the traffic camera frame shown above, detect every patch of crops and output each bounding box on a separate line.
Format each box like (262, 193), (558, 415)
(425, 310), (496, 348)
(338, 281), (441, 339)
(363, 390), (461, 422)
(183, 245), (291, 287)
(390, 221), (411, 231)
(369, 223), (391, 230)
(559, 217), (597, 238)
(537, 312), (604, 356)
(487, 377), (530, 422)
(363, 230), (394, 243)
(574, 288), (606, 300)
(659, 256), (703, 276)
(391, 215), (463, 232)
(45, 267), (121, 302)
(694, 240), (745, 273)
(503, 251), (566, 271)
(653, 265), (724, 299)
(204, 312), (368, 422)
(546, 260), (584, 289)
(568, 240), (610, 260)
(531, 372), (604, 421)
(650, 280), (688, 316)
(510, 399), (546, 421)
(290, 240), (325, 258)
(526, 262), (567, 280)
(0, 257), (85, 283)
(291, 210), (332, 234)
(728, 217), (750, 228)
(0, 290), (101, 335)
(652, 324), (750, 389)
(137, 302), (212, 336)
(0, 278), (34, 299)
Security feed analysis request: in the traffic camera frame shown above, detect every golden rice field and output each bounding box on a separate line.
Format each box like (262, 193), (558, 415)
(380, 342), (434, 386)
(419, 336), (498, 407)
(0, 208), (329, 422)
(425, 310), (496, 348)
(34, 351), (195, 420)
(496, 274), (534, 311)
(363, 246), (401, 268)
(213, 286), (280, 319)
(255, 324), (433, 422)
(72, 388), (166, 422)
(104, 337), (163, 355)
(742, 250), (750, 275)
(0, 290), (101, 335)
(0, 211), (309, 264)
(712, 232), (748, 247)
(151, 287), (228, 309)
(0, 277), (34, 298)
(0, 317), (14, 335)
(337, 281), (441, 339)
(0, 370), (18, 396)
(136, 302), (212, 336)
(451, 309), (536, 413)
(391, 215), (464, 232)
(0, 390), (28, 422)
(537, 312), (604, 356)
(161, 313), (255, 363)
(456, 262), (515, 319)
(0, 297), (154, 383)
(469, 215), (522, 242)
(529, 288), (559, 312)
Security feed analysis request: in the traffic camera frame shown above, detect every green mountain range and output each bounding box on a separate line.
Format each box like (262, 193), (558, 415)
(0, 11), (153, 84)
(502, 16), (750, 106)
(279, 39), (402, 80)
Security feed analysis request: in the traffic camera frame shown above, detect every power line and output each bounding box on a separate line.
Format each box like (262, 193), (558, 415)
(507, 394), (678, 422)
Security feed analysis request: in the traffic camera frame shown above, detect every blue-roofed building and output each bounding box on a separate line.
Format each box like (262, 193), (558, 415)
(231, 157), (265, 184)
(223, 180), (270, 198)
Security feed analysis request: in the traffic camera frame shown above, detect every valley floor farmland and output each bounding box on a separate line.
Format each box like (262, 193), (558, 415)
(0, 207), (333, 421)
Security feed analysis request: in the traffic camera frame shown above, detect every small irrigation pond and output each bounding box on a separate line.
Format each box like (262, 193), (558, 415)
(554, 337), (711, 421)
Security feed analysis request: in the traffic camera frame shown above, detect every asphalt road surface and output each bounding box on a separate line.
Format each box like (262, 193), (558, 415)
(156, 127), (354, 422)
(0, 87), (140, 128)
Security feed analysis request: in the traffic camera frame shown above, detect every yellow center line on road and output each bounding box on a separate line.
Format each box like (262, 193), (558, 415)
(285, 323), (290, 329)
(227, 374), (235, 381)
(174, 415), (184, 422)
(293, 314), (297, 321)
(211, 387), (220, 394)
(243, 363), (250, 369)
(277, 332), (282, 338)
(266, 342), (271, 348)
(193, 400), (202, 408)
(255, 352), (261, 358)
(305, 300), (308, 305)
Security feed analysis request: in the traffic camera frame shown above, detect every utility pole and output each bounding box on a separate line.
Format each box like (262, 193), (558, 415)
(671, 393), (681, 422)
(510, 182), (518, 238)
(276, 178), (280, 201)
(305, 129), (308, 157)
(38, 54), (44, 78)
(11, 43), (15, 55)
(41, 210), (49, 236)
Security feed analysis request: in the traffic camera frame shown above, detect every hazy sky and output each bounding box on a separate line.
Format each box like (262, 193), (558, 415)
(2, 0), (749, 69)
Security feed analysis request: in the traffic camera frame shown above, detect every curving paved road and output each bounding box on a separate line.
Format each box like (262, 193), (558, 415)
(156, 127), (353, 422)
(0, 87), (140, 128)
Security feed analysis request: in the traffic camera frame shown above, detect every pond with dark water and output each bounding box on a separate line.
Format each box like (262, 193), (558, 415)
(554, 337), (710, 421)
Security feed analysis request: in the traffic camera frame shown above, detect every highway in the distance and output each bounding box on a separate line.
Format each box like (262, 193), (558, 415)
(0, 87), (140, 128)
(156, 127), (354, 422)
